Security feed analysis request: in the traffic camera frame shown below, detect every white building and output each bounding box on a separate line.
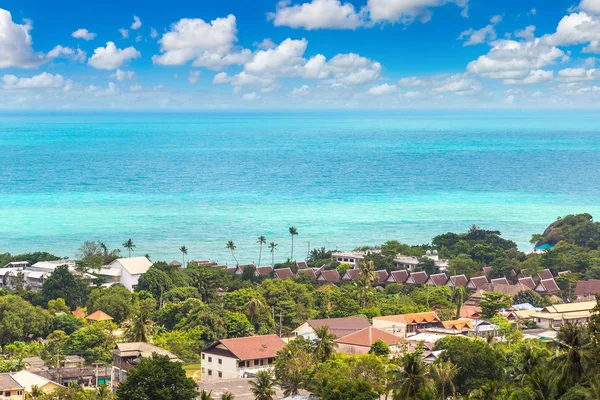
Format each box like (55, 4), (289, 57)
(332, 250), (380, 267)
(394, 250), (449, 272)
(200, 335), (286, 381)
(96, 257), (152, 291)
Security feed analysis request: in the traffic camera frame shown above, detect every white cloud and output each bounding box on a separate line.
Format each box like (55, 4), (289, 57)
(131, 15), (142, 30)
(514, 25), (536, 41)
(244, 38), (308, 76)
(269, 0), (363, 29)
(367, 0), (469, 24)
(130, 84), (143, 92)
(291, 84), (310, 96)
(72, 28), (96, 41)
(113, 69), (135, 81)
(47, 46), (87, 62)
(188, 70), (201, 84)
(119, 28), (129, 39)
(135, 35), (143, 43)
(254, 38), (277, 49)
(0, 9), (46, 68)
(326, 53), (381, 84)
(243, 92), (259, 100)
(433, 74), (482, 94)
(150, 28), (158, 39)
(2, 72), (66, 89)
(367, 83), (397, 95)
(458, 25), (496, 46)
(88, 42), (141, 70)
(580, 0), (600, 14)
(467, 39), (565, 80)
(398, 76), (429, 86)
(504, 69), (554, 84)
(152, 15), (250, 69)
(212, 71), (276, 87)
(490, 15), (502, 24)
(558, 67), (599, 81)
(544, 12), (600, 48)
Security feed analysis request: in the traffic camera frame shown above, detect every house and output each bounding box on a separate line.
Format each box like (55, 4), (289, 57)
(425, 273), (448, 286)
(490, 277), (510, 286)
(467, 283), (530, 305)
(518, 277), (536, 290)
(22, 357), (45, 371)
(467, 276), (489, 290)
(335, 327), (404, 355)
(256, 266), (274, 276)
(422, 350), (444, 364)
(574, 279), (600, 300)
(406, 271), (428, 285)
(112, 342), (180, 384)
(169, 260), (182, 268)
(296, 261), (308, 269)
(372, 312), (441, 338)
(297, 268), (318, 281)
(316, 270), (340, 284)
(468, 320), (500, 338)
(36, 365), (111, 387)
(386, 270), (409, 284)
(10, 370), (63, 396)
(531, 301), (597, 329)
(200, 335), (285, 381)
(374, 270), (389, 284)
(535, 278), (560, 295)
(482, 266), (493, 276)
(274, 268), (294, 280)
(292, 316), (371, 340)
(0, 374), (24, 400)
(539, 269), (553, 280)
(96, 257), (152, 291)
(394, 251), (449, 272)
(86, 310), (113, 322)
(1, 261), (30, 269)
(441, 319), (474, 332)
(341, 269), (359, 282)
(446, 275), (468, 288)
(234, 264), (256, 276)
(459, 305), (482, 319)
(332, 250), (380, 267)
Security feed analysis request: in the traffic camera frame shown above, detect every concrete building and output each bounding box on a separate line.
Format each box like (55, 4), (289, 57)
(201, 335), (286, 381)
(112, 342), (180, 385)
(372, 312), (441, 338)
(332, 250), (380, 267)
(335, 326), (404, 355)
(292, 316), (371, 340)
(96, 257), (152, 290)
(10, 371), (63, 397)
(0, 374), (24, 400)
(531, 301), (597, 329)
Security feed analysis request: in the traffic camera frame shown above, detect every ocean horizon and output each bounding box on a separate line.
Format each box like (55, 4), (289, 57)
(2, 110), (600, 265)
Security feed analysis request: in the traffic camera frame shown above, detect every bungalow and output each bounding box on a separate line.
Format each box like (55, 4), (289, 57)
(372, 312), (441, 338)
(386, 270), (409, 284)
(374, 270), (390, 284)
(574, 279), (600, 300)
(468, 320), (500, 338)
(169, 260), (182, 268)
(406, 271), (428, 285)
(200, 335), (285, 381)
(274, 268), (294, 280)
(482, 266), (493, 276)
(86, 310), (113, 322)
(531, 301), (597, 329)
(341, 269), (359, 282)
(235, 264), (256, 276)
(297, 268), (318, 281)
(422, 350), (444, 364)
(10, 370), (63, 397)
(296, 261), (308, 269)
(441, 319), (474, 332)
(256, 266), (274, 277)
(535, 278), (560, 295)
(459, 305), (482, 319)
(490, 277), (510, 286)
(467, 276), (489, 290)
(446, 274), (468, 288)
(518, 277), (536, 290)
(425, 273), (448, 286)
(0, 374), (25, 400)
(317, 270), (340, 284)
(96, 257), (152, 291)
(335, 327), (404, 355)
(467, 283), (530, 305)
(1, 261), (30, 269)
(293, 316), (371, 340)
(112, 342), (180, 384)
(539, 269), (553, 280)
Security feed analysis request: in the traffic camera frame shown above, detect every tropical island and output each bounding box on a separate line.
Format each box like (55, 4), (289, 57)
(0, 213), (600, 399)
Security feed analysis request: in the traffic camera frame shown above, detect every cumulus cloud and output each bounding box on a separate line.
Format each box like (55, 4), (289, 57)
(47, 46), (86, 62)
(367, 0), (469, 24)
(131, 15), (142, 30)
(558, 67), (599, 81)
(2, 72), (67, 89)
(514, 25), (536, 41)
(88, 42), (141, 70)
(243, 92), (259, 100)
(72, 28), (96, 40)
(458, 15), (501, 46)
(244, 38), (308, 76)
(269, 0), (363, 29)
(580, 0), (600, 14)
(152, 14), (250, 69)
(112, 69), (135, 81)
(543, 12), (600, 49)
(432, 74), (482, 94)
(326, 53), (381, 84)
(290, 84), (310, 96)
(150, 28), (158, 39)
(367, 83), (397, 95)
(504, 69), (554, 84)
(119, 28), (129, 39)
(188, 70), (200, 84)
(0, 9), (46, 68)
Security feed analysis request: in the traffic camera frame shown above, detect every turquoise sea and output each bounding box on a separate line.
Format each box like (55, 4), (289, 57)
(2, 111), (600, 265)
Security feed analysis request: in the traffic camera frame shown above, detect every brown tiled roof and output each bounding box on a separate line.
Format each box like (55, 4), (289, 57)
(448, 275), (468, 287)
(86, 310), (113, 321)
(374, 312), (439, 325)
(296, 261), (308, 269)
(213, 265), (227, 269)
(335, 327), (402, 347)
(459, 305), (482, 318)
(468, 276), (489, 289)
(536, 278), (560, 294)
(274, 268), (294, 280)
(237, 264), (256, 272)
(256, 266), (274, 276)
(490, 277), (510, 286)
(574, 279), (600, 297)
(482, 266), (493, 276)
(518, 277), (536, 290)
(226, 267), (237, 274)
(72, 308), (86, 319)
(318, 269), (340, 283)
(441, 319), (473, 330)
(374, 270), (389, 283)
(388, 270), (409, 284)
(427, 273), (448, 286)
(169, 260), (182, 266)
(204, 335), (285, 361)
(539, 269), (553, 280)
(342, 269), (359, 282)
(0, 374), (24, 390)
(297, 268), (317, 281)
(408, 271), (428, 284)
(306, 316), (371, 339)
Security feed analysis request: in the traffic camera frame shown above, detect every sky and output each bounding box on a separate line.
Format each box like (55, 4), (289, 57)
(2, 0), (600, 109)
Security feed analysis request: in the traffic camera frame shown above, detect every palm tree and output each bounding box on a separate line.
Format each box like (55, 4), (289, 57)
(453, 286), (466, 319)
(96, 384), (113, 399)
(521, 367), (558, 400)
(122, 238), (135, 257)
(356, 260), (376, 309)
(313, 326), (337, 362)
(244, 298), (265, 325)
(249, 370), (275, 400)
(200, 390), (214, 400)
(126, 305), (153, 342)
(556, 323), (591, 387)
(257, 236), (267, 266)
(388, 352), (433, 400)
(288, 227), (298, 260)
(431, 360), (459, 400)
(98, 240), (108, 258)
(221, 392), (234, 400)
(30, 385), (43, 399)
(269, 242), (278, 266)
(226, 241), (239, 266)
(179, 245), (188, 267)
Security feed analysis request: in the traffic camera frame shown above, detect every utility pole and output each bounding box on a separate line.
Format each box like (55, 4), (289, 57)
(307, 241), (310, 259)
(279, 311), (282, 337)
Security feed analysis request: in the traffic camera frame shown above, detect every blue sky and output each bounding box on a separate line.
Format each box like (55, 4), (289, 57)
(1, 0), (600, 109)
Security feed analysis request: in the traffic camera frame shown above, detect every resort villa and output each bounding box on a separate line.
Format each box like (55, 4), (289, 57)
(292, 316), (371, 340)
(95, 257), (152, 290)
(372, 312), (442, 338)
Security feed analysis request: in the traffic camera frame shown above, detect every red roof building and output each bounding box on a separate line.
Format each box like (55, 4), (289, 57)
(274, 268), (294, 280)
(426, 273), (448, 286)
(446, 274), (468, 287)
(406, 271), (428, 285)
(386, 270), (409, 284)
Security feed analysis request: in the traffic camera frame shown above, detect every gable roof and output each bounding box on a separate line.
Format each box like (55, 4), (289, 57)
(542, 301), (596, 313)
(274, 268), (294, 280)
(441, 319), (474, 331)
(305, 316), (371, 339)
(574, 279), (600, 297)
(374, 270), (389, 283)
(342, 269), (359, 282)
(459, 305), (482, 319)
(204, 334), (285, 361)
(11, 370), (63, 392)
(482, 266), (493, 276)
(237, 264), (256, 273)
(169, 260), (182, 267)
(427, 273), (448, 286)
(317, 269), (340, 283)
(256, 266), (274, 276)
(114, 342), (180, 360)
(0, 374), (23, 391)
(468, 276), (489, 289)
(296, 261), (308, 269)
(387, 270), (409, 284)
(490, 277), (510, 286)
(86, 310), (113, 321)
(374, 311), (440, 325)
(539, 269), (553, 280)
(335, 326), (402, 347)
(407, 271), (428, 284)
(112, 257), (152, 275)
(297, 268), (317, 281)
(447, 274), (468, 287)
(535, 278), (560, 294)
(518, 277), (536, 290)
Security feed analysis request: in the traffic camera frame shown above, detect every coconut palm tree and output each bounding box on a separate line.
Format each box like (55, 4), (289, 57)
(313, 326), (337, 362)
(556, 323), (591, 387)
(226, 241), (239, 266)
(431, 360), (459, 400)
(388, 352), (433, 400)
(257, 236), (267, 266)
(96, 384), (113, 399)
(244, 297), (265, 325)
(520, 367), (558, 400)
(249, 370), (275, 400)
(288, 227), (298, 260)
(269, 242), (278, 266)
(221, 392), (234, 400)
(356, 260), (376, 309)
(200, 390), (214, 400)
(30, 385), (43, 399)
(179, 245), (188, 267)
(122, 238), (135, 257)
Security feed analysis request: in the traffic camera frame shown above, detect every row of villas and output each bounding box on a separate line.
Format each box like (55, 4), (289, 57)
(332, 249), (450, 271)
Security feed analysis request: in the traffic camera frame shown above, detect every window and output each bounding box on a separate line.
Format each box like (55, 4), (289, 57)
(238, 361), (245, 368)
(202, 354), (205, 360)
(260, 359), (264, 366)
(218, 372), (222, 378)
(254, 360), (260, 366)
(17, 391), (23, 396)
(268, 358), (274, 364)
(208, 370), (212, 376)
(5, 392), (10, 397)
(208, 356), (212, 362)
(218, 358), (222, 365)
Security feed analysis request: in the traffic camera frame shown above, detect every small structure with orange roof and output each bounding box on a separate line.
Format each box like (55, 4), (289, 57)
(335, 326), (404, 355)
(372, 311), (441, 338)
(86, 310), (113, 322)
